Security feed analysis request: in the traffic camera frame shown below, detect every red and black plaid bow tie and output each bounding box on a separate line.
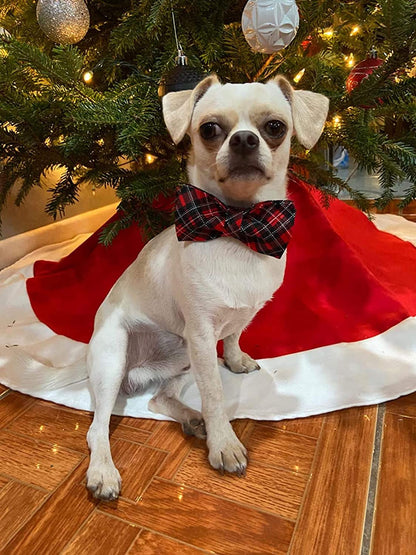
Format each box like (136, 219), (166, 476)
(175, 184), (296, 258)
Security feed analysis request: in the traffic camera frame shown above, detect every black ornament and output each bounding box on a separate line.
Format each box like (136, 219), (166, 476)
(158, 52), (204, 97)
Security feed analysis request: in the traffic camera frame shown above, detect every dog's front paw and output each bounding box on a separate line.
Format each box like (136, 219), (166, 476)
(86, 462), (121, 500)
(224, 352), (260, 374)
(208, 433), (248, 476)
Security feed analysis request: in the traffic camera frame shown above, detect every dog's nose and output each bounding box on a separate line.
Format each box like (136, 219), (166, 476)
(229, 131), (259, 154)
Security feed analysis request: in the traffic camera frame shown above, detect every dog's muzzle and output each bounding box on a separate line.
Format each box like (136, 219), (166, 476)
(226, 131), (265, 179)
(229, 131), (259, 156)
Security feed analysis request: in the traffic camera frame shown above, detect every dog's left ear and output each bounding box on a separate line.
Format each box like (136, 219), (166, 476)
(270, 76), (329, 149)
(162, 75), (220, 144)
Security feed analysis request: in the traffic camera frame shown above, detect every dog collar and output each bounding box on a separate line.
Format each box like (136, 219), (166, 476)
(175, 184), (296, 258)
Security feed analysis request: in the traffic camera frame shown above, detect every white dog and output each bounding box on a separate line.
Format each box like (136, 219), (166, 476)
(85, 75), (329, 500)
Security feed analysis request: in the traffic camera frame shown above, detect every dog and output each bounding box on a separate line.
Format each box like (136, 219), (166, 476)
(85, 74), (329, 500)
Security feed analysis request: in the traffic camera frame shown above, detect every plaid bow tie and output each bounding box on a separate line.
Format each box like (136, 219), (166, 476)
(175, 184), (296, 258)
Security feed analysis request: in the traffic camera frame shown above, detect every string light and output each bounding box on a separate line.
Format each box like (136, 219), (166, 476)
(332, 115), (342, 128)
(293, 68), (305, 84)
(350, 26), (360, 36)
(83, 70), (93, 83)
(97, 138), (105, 146)
(3, 122), (17, 133)
(321, 28), (334, 39)
(145, 153), (157, 164)
(345, 53), (355, 67)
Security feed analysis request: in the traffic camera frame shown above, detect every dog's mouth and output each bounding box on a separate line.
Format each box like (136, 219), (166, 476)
(218, 163), (268, 183)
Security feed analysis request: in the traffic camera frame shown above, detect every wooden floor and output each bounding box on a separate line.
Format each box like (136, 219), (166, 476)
(0, 383), (415, 555)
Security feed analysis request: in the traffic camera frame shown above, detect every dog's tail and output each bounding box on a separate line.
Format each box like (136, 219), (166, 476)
(0, 350), (88, 394)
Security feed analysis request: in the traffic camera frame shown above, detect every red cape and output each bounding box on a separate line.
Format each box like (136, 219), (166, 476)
(26, 177), (416, 358)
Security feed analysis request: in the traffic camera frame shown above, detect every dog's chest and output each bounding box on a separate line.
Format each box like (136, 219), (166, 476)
(180, 237), (286, 311)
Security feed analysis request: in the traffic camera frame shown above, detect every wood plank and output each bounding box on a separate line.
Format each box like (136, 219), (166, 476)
(6, 403), (150, 453)
(175, 446), (307, 520)
(145, 421), (194, 480)
(129, 530), (209, 554)
(245, 423), (317, 473)
(2, 461), (97, 554)
(110, 441), (167, 502)
(0, 482), (47, 550)
(0, 430), (83, 490)
(100, 478), (294, 555)
(386, 392), (416, 418)
(289, 407), (377, 554)
(0, 391), (35, 429)
(263, 414), (324, 438)
(62, 512), (139, 554)
(371, 413), (416, 555)
(0, 475), (9, 491)
(111, 415), (158, 433)
(6, 403), (91, 453)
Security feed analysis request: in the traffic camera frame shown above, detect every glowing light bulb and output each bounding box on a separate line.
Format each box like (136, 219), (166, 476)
(345, 54), (355, 67)
(322, 28), (334, 38)
(333, 115), (342, 128)
(350, 26), (360, 36)
(83, 71), (93, 83)
(293, 68), (305, 84)
(145, 153), (157, 164)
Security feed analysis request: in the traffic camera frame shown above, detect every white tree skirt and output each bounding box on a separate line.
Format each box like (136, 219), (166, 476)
(1, 213), (416, 421)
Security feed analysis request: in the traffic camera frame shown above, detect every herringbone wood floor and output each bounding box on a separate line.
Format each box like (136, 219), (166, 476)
(0, 383), (415, 554)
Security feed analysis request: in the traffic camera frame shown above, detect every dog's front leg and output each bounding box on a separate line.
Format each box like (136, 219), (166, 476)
(86, 310), (127, 500)
(185, 324), (247, 475)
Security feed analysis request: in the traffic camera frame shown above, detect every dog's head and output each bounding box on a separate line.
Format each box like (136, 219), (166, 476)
(163, 75), (329, 203)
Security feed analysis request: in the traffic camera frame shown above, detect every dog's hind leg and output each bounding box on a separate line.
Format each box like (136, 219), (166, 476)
(223, 332), (260, 374)
(86, 308), (127, 500)
(148, 372), (206, 439)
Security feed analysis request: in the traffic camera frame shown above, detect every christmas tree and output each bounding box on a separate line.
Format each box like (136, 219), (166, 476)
(1, 0), (416, 242)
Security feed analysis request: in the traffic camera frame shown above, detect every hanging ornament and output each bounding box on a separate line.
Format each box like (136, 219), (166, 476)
(346, 50), (384, 94)
(301, 35), (323, 57)
(241, 0), (299, 54)
(158, 50), (204, 96)
(158, 7), (204, 97)
(36, 0), (90, 44)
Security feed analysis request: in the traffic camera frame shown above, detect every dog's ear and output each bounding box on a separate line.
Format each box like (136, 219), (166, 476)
(271, 75), (329, 149)
(162, 75), (220, 144)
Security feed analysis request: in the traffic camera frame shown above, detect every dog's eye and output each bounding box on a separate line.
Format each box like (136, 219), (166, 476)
(200, 122), (221, 140)
(265, 120), (286, 139)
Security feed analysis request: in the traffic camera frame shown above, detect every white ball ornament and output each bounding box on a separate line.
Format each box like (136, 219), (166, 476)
(36, 0), (90, 44)
(242, 0), (299, 54)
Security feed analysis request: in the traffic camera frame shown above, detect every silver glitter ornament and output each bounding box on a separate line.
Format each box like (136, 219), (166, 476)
(242, 0), (299, 54)
(36, 0), (90, 44)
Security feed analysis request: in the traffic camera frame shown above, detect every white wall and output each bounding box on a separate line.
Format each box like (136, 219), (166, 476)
(1, 167), (118, 239)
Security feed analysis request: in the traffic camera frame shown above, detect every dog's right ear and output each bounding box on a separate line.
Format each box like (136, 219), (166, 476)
(162, 75), (220, 144)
